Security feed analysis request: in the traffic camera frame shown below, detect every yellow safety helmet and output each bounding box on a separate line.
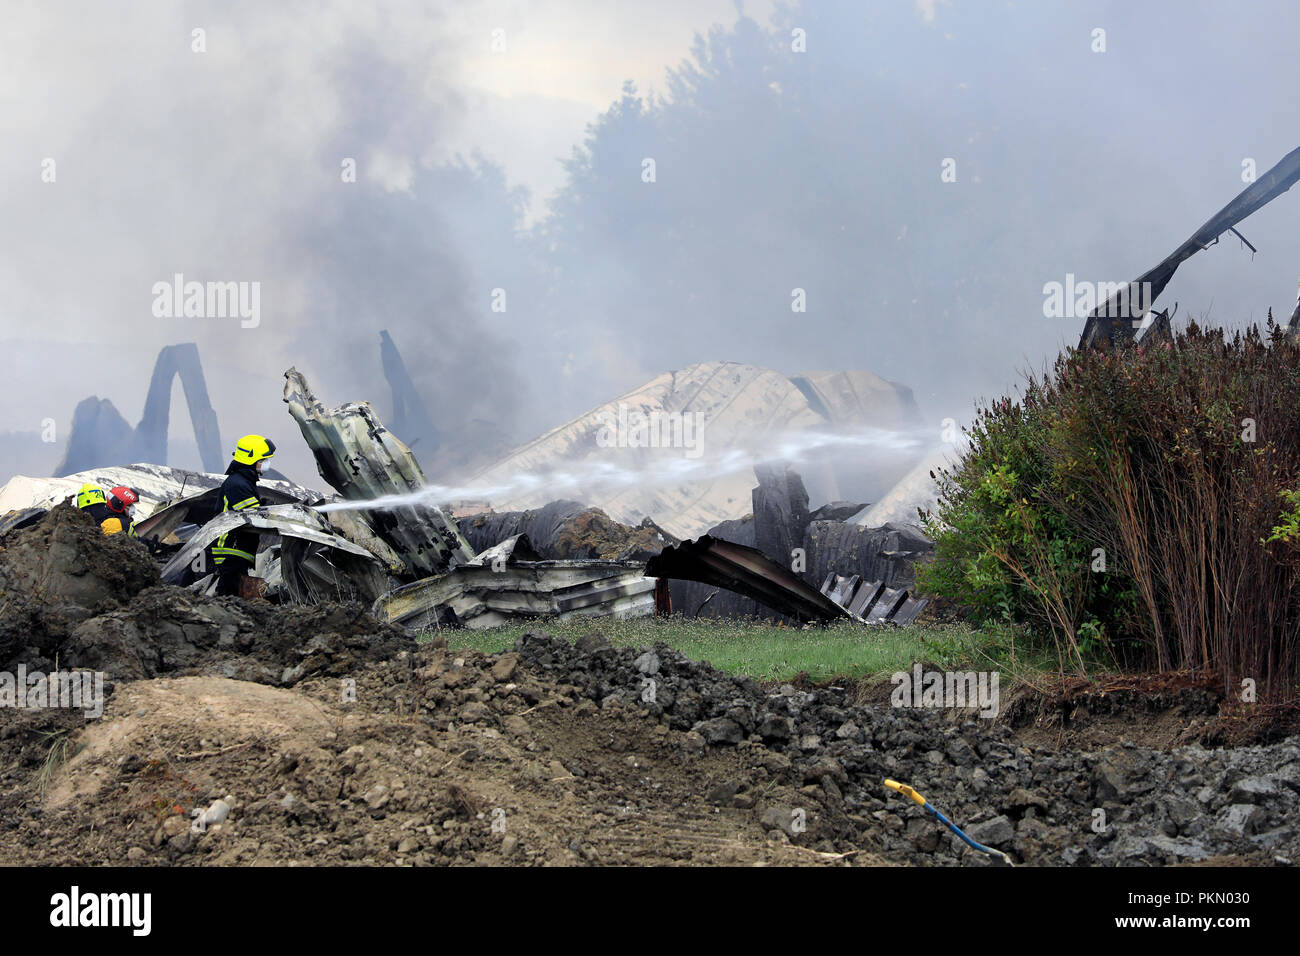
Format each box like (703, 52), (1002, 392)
(76, 484), (106, 509)
(232, 434), (276, 466)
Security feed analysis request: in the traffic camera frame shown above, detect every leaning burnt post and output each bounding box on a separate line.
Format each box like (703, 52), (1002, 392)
(751, 461), (811, 567)
(1080, 144), (1300, 350)
(379, 330), (439, 457)
(283, 367), (473, 577)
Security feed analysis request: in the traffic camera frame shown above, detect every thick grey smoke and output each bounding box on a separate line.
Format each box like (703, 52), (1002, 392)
(3, 1), (1299, 491)
(519, 1), (1300, 433)
(0, 1), (522, 484)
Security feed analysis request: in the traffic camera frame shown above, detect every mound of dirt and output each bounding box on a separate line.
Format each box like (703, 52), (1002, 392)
(2, 652), (874, 866)
(59, 587), (414, 687)
(0, 504), (160, 670)
(4, 627), (1300, 867)
(855, 668), (1300, 751)
(999, 674), (1226, 751)
(0, 498), (417, 838)
(0, 503), (158, 609)
(0, 503), (414, 685)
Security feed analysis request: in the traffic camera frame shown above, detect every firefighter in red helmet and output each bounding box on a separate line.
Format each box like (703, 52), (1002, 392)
(103, 486), (139, 536)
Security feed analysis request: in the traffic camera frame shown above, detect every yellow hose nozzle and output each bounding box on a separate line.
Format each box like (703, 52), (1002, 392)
(884, 778), (928, 806)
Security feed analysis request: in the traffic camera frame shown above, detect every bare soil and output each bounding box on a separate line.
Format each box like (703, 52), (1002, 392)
(2, 651), (876, 866)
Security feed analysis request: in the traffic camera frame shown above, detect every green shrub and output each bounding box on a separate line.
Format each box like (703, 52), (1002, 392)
(919, 320), (1300, 698)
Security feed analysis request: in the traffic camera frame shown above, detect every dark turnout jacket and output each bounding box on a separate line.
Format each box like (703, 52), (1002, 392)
(212, 463), (262, 565)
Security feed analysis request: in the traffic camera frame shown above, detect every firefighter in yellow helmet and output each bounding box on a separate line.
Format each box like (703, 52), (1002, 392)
(76, 483), (111, 526)
(213, 434), (275, 597)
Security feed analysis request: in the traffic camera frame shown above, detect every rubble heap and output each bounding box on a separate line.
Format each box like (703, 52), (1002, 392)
(460, 500), (675, 561)
(514, 631), (1300, 866)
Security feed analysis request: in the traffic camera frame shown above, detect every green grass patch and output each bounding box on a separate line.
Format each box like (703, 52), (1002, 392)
(426, 615), (1057, 685)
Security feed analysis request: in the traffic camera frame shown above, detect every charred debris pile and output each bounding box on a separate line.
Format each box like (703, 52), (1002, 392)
(4, 368), (934, 634)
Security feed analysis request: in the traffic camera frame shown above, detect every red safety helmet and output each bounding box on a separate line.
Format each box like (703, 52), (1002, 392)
(107, 486), (139, 515)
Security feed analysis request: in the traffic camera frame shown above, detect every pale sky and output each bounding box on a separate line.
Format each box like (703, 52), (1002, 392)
(434, 0), (779, 220)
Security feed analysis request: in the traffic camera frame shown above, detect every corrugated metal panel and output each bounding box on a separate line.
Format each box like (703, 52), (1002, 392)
(819, 573), (928, 626)
(848, 580), (883, 619)
(864, 586), (907, 624)
(134, 485), (308, 543)
(891, 595), (929, 627)
(158, 503), (390, 602)
(374, 559), (656, 631)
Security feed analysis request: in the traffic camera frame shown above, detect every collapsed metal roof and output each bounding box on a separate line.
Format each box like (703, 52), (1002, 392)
(373, 533), (656, 630)
(9, 362), (938, 630)
(466, 361), (922, 539)
(160, 503), (389, 604)
(646, 534), (927, 625)
(0, 464), (318, 520)
(646, 535), (851, 624)
(134, 483), (310, 543)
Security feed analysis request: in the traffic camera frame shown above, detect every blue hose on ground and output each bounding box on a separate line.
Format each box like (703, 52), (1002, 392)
(884, 778), (1014, 866)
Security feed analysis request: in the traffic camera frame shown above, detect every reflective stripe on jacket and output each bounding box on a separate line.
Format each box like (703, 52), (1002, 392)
(213, 464), (261, 565)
